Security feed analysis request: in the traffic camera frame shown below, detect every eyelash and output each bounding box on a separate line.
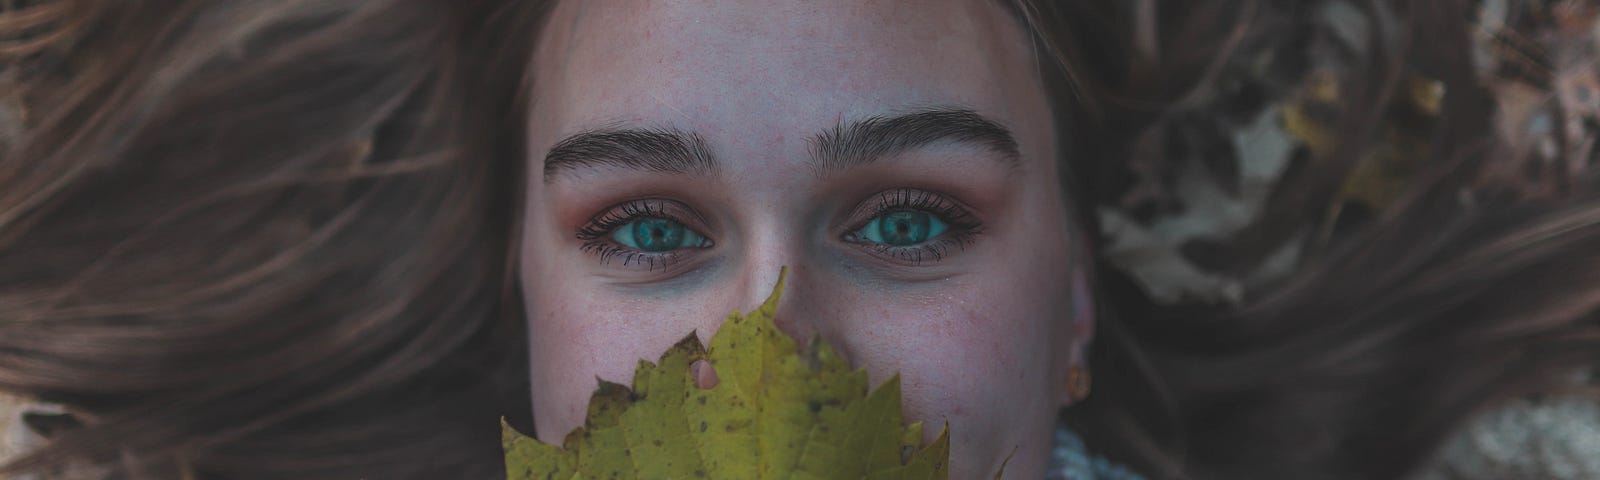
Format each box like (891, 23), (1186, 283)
(843, 188), (983, 264)
(575, 199), (704, 271)
(575, 189), (982, 270)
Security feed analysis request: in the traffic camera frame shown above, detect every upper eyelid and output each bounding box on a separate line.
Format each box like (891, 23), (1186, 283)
(576, 198), (713, 241)
(839, 188), (982, 234)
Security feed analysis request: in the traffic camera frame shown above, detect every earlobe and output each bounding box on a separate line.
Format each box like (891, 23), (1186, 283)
(1061, 266), (1095, 405)
(1065, 364), (1092, 402)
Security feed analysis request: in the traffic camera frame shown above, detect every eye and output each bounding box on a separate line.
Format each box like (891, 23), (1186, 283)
(576, 198), (713, 270)
(842, 188), (982, 264)
(849, 210), (949, 246)
(611, 217), (710, 252)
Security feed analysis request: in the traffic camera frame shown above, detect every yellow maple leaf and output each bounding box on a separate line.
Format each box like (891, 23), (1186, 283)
(503, 269), (958, 480)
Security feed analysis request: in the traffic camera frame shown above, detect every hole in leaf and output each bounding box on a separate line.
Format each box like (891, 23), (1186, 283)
(691, 359), (719, 389)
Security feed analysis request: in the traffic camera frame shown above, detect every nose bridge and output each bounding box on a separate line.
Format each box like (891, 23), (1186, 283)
(734, 237), (815, 344)
(739, 262), (789, 311)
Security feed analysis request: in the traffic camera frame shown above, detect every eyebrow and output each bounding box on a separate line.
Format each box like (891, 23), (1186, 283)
(543, 127), (716, 182)
(808, 108), (1021, 174)
(541, 108), (1020, 182)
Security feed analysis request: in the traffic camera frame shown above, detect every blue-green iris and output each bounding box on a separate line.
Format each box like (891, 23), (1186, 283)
(853, 210), (948, 246)
(613, 217), (707, 252)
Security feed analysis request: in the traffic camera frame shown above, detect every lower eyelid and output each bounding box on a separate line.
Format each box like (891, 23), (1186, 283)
(851, 230), (978, 265)
(582, 241), (693, 271)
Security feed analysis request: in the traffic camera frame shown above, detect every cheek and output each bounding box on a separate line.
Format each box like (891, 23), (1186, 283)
(829, 274), (1067, 451)
(846, 284), (1057, 399)
(522, 277), (738, 443)
(819, 215), (1075, 475)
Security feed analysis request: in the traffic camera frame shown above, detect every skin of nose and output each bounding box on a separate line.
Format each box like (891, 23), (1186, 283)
(733, 249), (817, 343)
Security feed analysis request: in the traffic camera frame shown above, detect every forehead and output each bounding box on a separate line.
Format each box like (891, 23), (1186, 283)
(531, 0), (1049, 148)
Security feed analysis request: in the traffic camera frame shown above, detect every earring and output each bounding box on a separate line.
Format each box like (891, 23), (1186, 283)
(1066, 365), (1092, 402)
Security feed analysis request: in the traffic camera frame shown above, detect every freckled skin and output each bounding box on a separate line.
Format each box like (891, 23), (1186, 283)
(519, 1), (1094, 479)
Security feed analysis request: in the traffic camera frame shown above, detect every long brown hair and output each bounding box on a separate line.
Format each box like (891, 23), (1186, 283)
(1, 1), (542, 478)
(3, 1), (1597, 479)
(1026, 1), (1600, 479)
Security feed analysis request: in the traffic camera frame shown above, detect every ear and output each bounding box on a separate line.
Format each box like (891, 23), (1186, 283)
(1058, 266), (1096, 406)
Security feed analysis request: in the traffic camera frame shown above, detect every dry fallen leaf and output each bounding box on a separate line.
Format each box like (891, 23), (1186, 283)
(503, 269), (957, 480)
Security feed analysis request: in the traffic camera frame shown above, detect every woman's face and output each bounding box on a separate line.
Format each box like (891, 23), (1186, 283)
(520, 1), (1092, 477)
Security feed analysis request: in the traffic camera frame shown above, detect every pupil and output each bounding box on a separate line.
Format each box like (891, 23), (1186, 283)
(877, 211), (930, 246)
(632, 218), (684, 252)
